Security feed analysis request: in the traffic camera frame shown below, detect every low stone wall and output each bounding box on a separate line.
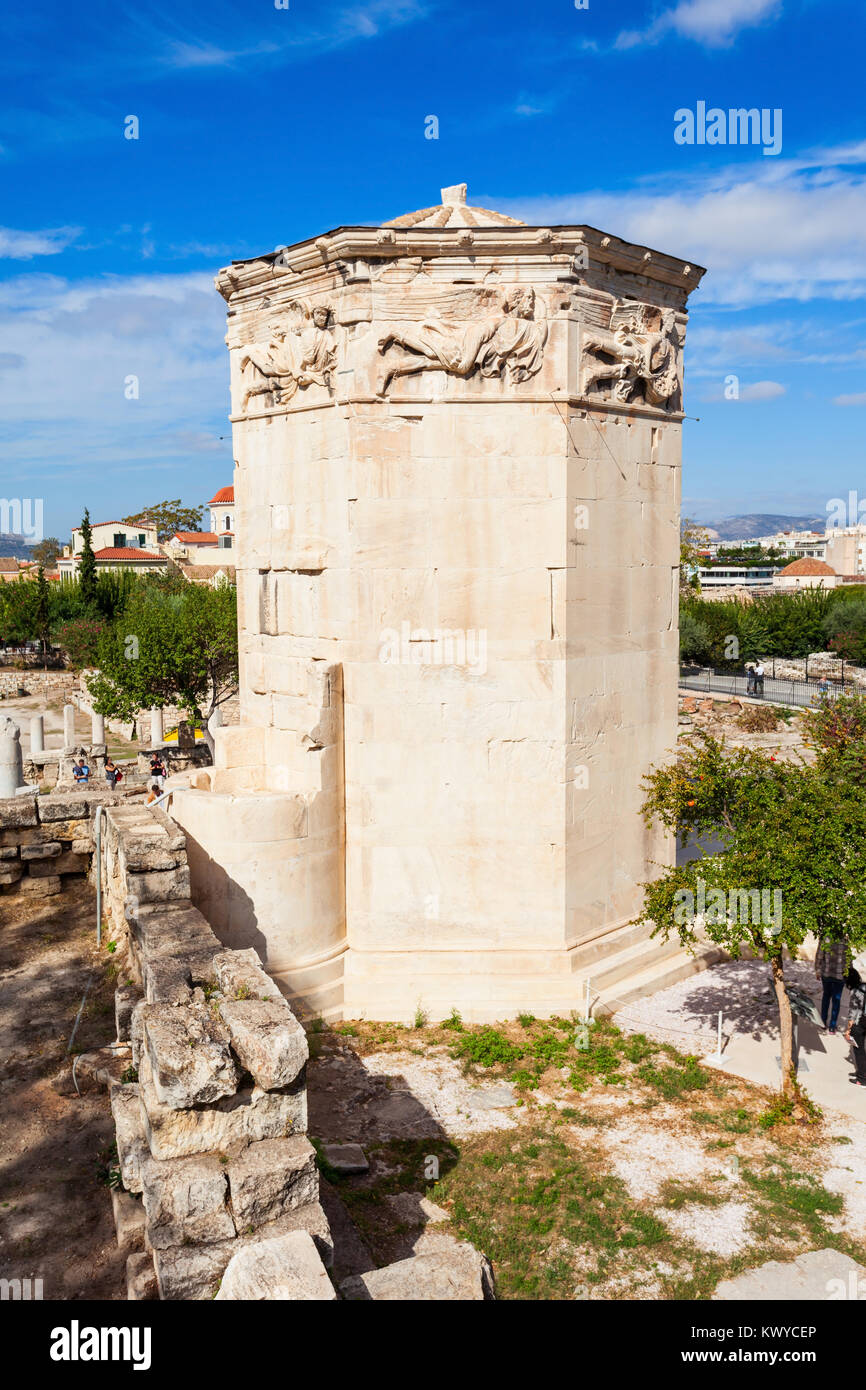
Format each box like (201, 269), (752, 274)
(98, 803), (332, 1300)
(0, 792), (96, 896)
(0, 670), (76, 698)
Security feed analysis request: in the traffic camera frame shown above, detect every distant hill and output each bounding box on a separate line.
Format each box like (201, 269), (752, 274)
(0, 533), (33, 560)
(696, 514), (827, 542)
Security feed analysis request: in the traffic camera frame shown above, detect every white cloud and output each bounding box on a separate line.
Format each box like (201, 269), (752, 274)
(834, 393), (866, 406)
(0, 225), (81, 259)
(503, 146), (866, 307)
(0, 271), (229, 488)
(739, 379), (787, 400)
(618, 0), (782, 49)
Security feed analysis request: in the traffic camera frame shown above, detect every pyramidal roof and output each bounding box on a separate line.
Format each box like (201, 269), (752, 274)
(382, 183), (525, 230)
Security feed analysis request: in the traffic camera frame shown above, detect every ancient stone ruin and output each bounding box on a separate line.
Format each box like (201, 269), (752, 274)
(168, 182), (706, 1022)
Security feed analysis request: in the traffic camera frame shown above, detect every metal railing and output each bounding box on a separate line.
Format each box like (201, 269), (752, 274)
(679, 665), (857, 710)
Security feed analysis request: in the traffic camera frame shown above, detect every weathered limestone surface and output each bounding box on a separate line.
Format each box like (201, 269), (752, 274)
(101, 804), (324, 1300)
(141, 1002), (239, 1108)
(341, 1232), (494, 1301)
(227, 1136), (318, 1230)
(167, 182), (706, 1022)
(141, 1153), (235, 1249)
(215, 1231), (336, 1301)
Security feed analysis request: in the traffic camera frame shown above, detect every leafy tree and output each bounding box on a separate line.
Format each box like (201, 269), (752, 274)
(88, 583), (238, 753)
(78, 509), (98, 609)
(679, 612), (711, 664)
(123, 500), (204, 543)
(33, 565), (51, 655)
(56, 617), (107, 669)
(635, 733), (866, 1111)
(31, 537), (62, 567)
(679, 519), (711, 594)
(800, 690), (866, 785)
(822, 598), (866, 667)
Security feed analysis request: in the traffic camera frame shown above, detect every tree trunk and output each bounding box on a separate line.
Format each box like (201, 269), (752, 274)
(771, 952), (794, 1097)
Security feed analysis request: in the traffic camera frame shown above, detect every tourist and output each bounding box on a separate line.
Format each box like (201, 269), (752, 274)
(815, 937), (848, 1034)
(72, 757), (90, 784)
(146, 782), (161, 806)
(754, 660), (765, 697)
(149, 752), (166, 789)
(843, 967), (866, 1086)
(746, 664), (756, 695)
(104, 757), (120, 788)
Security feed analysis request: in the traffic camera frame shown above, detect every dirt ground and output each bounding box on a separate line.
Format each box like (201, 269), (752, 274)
(0, 879), (126, 1300)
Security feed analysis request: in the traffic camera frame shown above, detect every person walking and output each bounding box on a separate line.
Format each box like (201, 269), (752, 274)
(815, 936), (849, 1034)
(104, 756), (122, 788)
(754, 660), (765, 697)
(843, 967), (866, 1085)
(149, 752), (166, 790)
(746, 664), (756, 695)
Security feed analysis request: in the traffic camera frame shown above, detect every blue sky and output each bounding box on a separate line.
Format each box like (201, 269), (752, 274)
(2, 0), (865, 539)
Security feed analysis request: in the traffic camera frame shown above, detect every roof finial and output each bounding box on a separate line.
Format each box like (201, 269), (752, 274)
(441, 183), (467, 206)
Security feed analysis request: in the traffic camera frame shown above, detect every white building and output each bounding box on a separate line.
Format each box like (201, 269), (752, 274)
(58, 518), (163, 577)
(208, 486), (235, 552)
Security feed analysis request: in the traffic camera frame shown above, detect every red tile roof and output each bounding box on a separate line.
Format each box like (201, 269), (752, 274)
(93, 547), (164, 561)
(0, 557), (20, 572)
(779, 558), (836, 576)
(209, 487), (235, 505)
(72, 520), (157, 532)
(174, 531), (218, 544)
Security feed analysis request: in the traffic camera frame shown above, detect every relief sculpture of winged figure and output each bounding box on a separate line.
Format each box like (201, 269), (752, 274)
(582, 300), (683, 411)
(239, 300), (336, 412)
(375, 287), (547, 397)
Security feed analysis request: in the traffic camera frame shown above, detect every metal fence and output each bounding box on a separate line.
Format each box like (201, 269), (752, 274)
(679, 665), (858, 710)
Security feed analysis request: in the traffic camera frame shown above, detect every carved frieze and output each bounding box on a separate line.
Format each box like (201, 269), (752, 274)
(581, 299), (684, 412)
(374, 286), (547, 396)
(238, 300), (336, 413)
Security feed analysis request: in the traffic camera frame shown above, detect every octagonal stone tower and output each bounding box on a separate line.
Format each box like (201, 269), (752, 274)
(172, 183), (706, 1022)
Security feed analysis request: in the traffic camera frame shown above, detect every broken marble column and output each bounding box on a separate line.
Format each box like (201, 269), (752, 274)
(63, 703), (76, 749)
(0, 717), (25, 797)
(91, 710), (106, 744)
(151, 708), (164, 747)
(207, 706), (223, 738)
(30, 715), (44, 753)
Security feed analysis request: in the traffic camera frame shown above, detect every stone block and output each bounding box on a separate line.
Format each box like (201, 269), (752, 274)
(71, 837), (94, 855)
(111, 1187), (146, 1253)
(115, 986), (140, 1043)
(0, 863), (23, 886)
(152, 1239), (237, 1301)
(141, 1001), (239, 1109)
(20, 841), (62, 860)
(322, 1143), (368, 1176)
(215, 1230), (336, 1301)
(227, 1137), (318, 1232)
(218, 998), (308, 1091)
(38, 794), (89, 822)
(109, 1081), (149, 1194)
(130, 904), (221, 967)
(141, 1152), (235, 1249)
(29, 853), (87, 878)
(126, 1251), (158, 1301)
(139, 1050), (307, 1160)
(0, 845), (18, 860)
(141, 957), (193, 1006)
(19, 874), (61, 896)
(125, 864), (191, 906)
(340, 1233), (493, 1301)
(212, 948), (275, 1001)
(0, 795), (38, 828)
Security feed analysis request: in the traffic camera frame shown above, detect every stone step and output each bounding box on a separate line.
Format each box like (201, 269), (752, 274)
(566, 919), (653, 971)
(579, 932), (684, 994)
(591, 942), (726, 1019)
